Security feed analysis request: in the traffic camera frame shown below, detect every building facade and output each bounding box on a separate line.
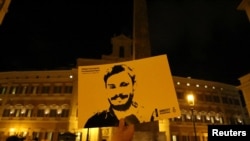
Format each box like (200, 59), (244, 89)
(0, 66), (248, 141)
(0, 70), (79, 141)
(0, 34), (249, 141)
(1, 1), (249, 141)
(169, 76), (249, 141)
(238, 73), (250, 121)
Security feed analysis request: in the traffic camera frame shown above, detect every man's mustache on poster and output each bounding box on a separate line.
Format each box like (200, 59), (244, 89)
(111, 93), (129, 100)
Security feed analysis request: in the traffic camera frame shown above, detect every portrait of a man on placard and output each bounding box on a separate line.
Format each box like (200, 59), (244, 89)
(84, 64), (156, 128)
(78, 55), (181, 128)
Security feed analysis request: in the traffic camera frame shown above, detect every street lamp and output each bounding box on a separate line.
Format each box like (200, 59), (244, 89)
(187, 93), (197, 141)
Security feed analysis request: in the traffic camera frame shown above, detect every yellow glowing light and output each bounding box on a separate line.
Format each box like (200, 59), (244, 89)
(57, 109), (62, 114)
(9, 128), (15, 132)
(187, 94), (195, 106)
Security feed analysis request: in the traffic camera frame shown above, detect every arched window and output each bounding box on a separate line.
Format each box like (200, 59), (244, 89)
(37, 104), (48, 117)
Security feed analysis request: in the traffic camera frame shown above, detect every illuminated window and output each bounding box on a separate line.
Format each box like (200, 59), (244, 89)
(75, 132), (82, 141)
(172, 135), (177, 141)
(45, 132), (53, 141)
(32, 85), (40, 94)
(210, 116), (215, 123)
(9, 86), (17, 95)
(237, 118), (243, 124)
(202, 134), (208, 141)
(32, 132), (40, 139)
(196, 115), (201, 120)
(0, 85), (7, 94)
(214, 114), (223, 124)
(9, 128), (16, 136)
(186, 114), (191, 120)
(22, 85), (28, 94)
(57, 108), (62, 114)
(18, 132), (27, 138)
(10, 109), (16, 117)
(17, 108), (33, 117)
(206, 115), (210, 120)
(15, 109), (21, 117)
(173, 115), (182, 122)
(27, 109), (33, 117)
(26, 84), (40, 94)
(45, 109), (50, 115)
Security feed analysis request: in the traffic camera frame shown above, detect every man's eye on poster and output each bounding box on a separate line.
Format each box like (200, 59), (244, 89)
(78, 54), (181, 128)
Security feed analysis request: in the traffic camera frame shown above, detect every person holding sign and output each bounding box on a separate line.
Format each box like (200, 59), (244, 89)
(111, 118), (135, 141)
(84, 64), (156, 128)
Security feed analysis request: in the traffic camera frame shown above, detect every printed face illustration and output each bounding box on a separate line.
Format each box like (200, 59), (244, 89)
(106, 71), (134, 111)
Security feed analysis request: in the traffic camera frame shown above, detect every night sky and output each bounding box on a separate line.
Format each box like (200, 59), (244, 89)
(0, 0), (250, 86)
